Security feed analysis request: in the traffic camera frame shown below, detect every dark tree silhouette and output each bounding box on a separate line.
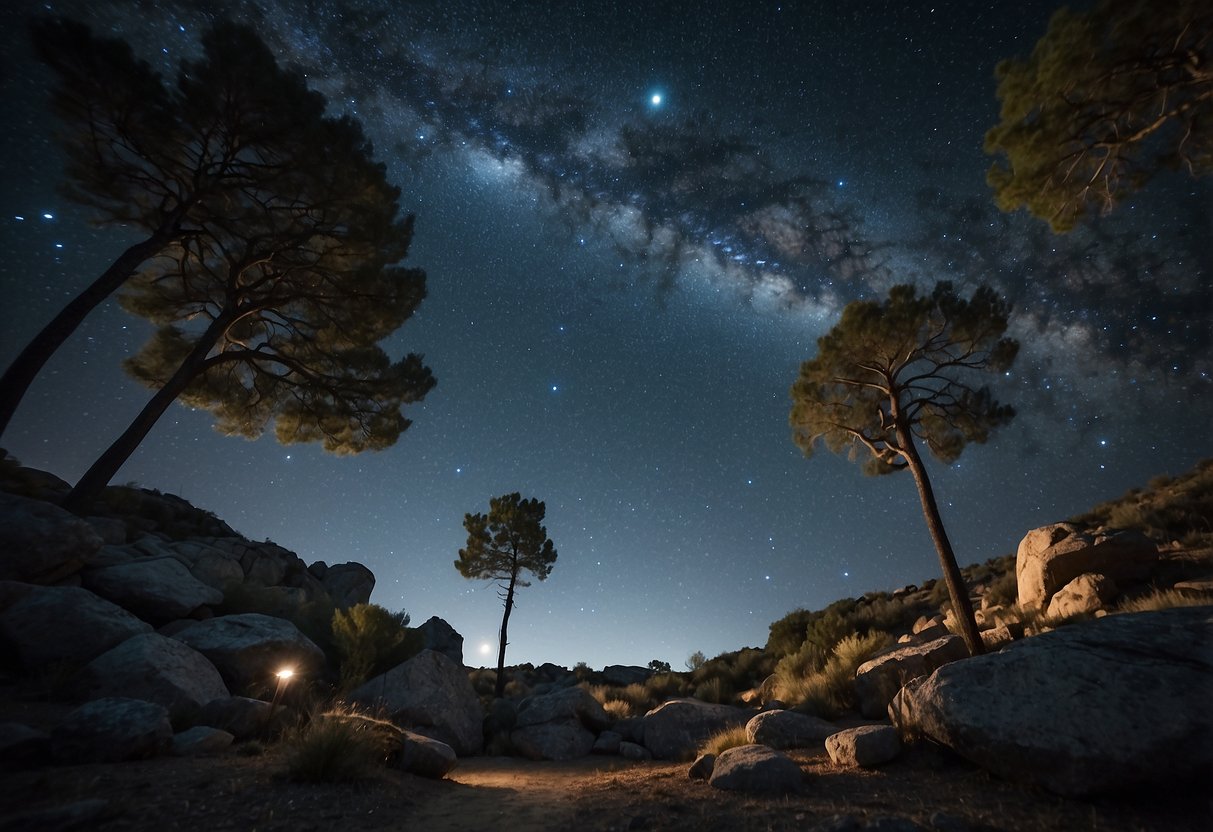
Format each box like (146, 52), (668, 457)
(789, 282), (1019, 656)
(985, 0), (1213, 231)
(0, 18), (376, 439)
(57, 26), (435, 513)
(455, 493), (557, 698)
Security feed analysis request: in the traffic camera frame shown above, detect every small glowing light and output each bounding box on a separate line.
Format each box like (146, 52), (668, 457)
(276, 668), (295, 680)
(551, 384), (558, 392)
(42, 213), (54, 220)
(651, 94), (662, 106)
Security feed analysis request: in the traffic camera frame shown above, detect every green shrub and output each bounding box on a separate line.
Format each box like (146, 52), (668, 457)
(644, 671), (687, 703)
(282, 709), (395, 783)
(774, 630), (892, 718)
(983, 569), (1018, 608)
(698, 725), (751, 757)
(693, 675), (734, 704)
(330, 603), (420, 692)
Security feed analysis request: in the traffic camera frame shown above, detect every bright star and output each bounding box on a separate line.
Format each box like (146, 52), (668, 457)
(651, 93), (662, 106)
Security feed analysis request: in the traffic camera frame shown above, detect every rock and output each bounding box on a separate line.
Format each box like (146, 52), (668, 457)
(601, 665), (651, 686)
(0, 798), (111, 832)
(0, 722), (51, 768)
(746, 709), (837, 749)
(910, 623), (950, 642)
(708, 744), (803, 793)
(853, 635), (969, 719)
(511, 719), (596, 761)
(184, 549), (245, 592)
(1046, 573), (1118, 619)
(0, 492), (103, 582)
(688, 752), (716, 780)
(614, 716), (645, 745)
(912, 614), (945, 635)
(1016, 523), (1156, 611)
(979, 625), (1017, 650)
(171, 613), (325, 694)
(81, 633), (229, 719)
(196, 696), (287, 740)
(641, 698), (749, 760)
(619, 740), (652, 761)
(894, 606), (1213, 796)
(350, 649), (483, 755)
(0, 582), (151, 668)
(171, 726), (234, 756)
(51, 697), (172, 763)
(1173, 577), (1213, 595)
(321, 562), (375, 609)
(418, 616), (464, 665)
(83, 557), (223, 623)
(516, 685), (611, 731)
(399, 729), (458, 778)
(241, 545), (287, 587)
(593, 730), (623, 754)
(85, 516), (127, 545)
(825, 725), (901, 767)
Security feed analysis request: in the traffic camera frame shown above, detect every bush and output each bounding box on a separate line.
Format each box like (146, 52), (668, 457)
(603, 699), (632, 721)
(330, 603), (420, 692)
(698, 725), (751, 757)
(774, 630), (893, 718)
(693, 676), (734, 704)
(282, 709), (395, 783)
(644, 672), (687, 703)
(983, 569), (1018, 608)
(1116, 587), (1213, 614)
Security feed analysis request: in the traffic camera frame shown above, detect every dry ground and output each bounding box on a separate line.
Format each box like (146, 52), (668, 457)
(1, 734), (1208, 832)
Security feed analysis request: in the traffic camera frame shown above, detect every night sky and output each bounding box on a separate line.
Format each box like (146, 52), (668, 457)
(1, 1), (1210, 670)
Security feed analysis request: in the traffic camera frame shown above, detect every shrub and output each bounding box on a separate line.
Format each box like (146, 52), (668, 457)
(693, 675), (734, 704)
(983, 569), (1018, 608)
(602, 699), (632, 721)
(282, 709), (395, 783)
(330, 603), (420, 692)
(698, 725), (751, 757)
(1116, 587), (1213, 614)
(685, 651), (707, 671)
(774, 630), (893, 718)
(644, 671), (687, 703)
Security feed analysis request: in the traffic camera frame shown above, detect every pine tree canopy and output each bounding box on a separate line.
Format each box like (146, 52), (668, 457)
(455, 493), (558, 588)
(790, 282), (1018, 475)
(984, 0), (1213, 231)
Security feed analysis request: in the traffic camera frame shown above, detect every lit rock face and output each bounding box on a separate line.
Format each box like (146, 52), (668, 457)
(853, 635), (969, 719)
(171, 613), (324, 694)
(0, 582), (151, 668)
(350, 649), (484, 756)
(745, 709), (837, 749)
(642, 699), (750, 761)
(81, 632), (229, 717)
(825, 724), (901, 768)
(892, 606), (1213, 796)
(708, 744), (804, 793)
(1016, 523), (1155, 611)
(0, 492), (102, 583)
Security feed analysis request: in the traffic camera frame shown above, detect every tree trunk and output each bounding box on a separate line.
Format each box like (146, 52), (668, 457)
(494, 571), (517, 699)
(897, 427), (985, 657)
(0, 232), (173, 441)
(60, 313), (231, 514)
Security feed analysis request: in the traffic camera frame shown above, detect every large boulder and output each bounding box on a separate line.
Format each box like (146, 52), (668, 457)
(893, 606), (1213, 796)
(321, 562), (375, 609)
(196, 696), (292, 740)
(0, 582), (151, 668)
(0, 492), (102, 583)
(81, 633), (229, 718)
(51, 697), (172, 763)
(825, 725), (901, 767)
(746, 709), (837, 749)
(171, 613), (324, 693)
(1016, 523), (1156, 611)
(399, 729), (458, 778)
(600, 665), (651, 686)
(1046, 573), (1118, 619)
(512, 720), (597, 761)
(349, 649), (483, 755)
(854, 635), (969, 719)
(515, 685), (611, 731)
(708, 744), (804, 793)
(171, 726), (234, 756)
(641, 699), (749, 761)
(83, 558), (223, 623)
(418, 616), (464, 665)
(510, 686), (611, 760)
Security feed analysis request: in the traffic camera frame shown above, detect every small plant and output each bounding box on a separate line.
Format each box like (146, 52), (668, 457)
(282, 709), (396, 783)
(693, 675), (733, 704)
(603, 699), (632, 721)
(686, 650), (707, 671)
(1116, 587), (1213, 614)
(774, 630), (892, 717)
(698, 725), (751, 757)
(644, 671), (687, 703)
(330, 603), (418, 692)
(983, 569), (1018, 608)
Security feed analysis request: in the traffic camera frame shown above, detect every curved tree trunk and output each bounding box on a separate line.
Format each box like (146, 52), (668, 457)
(0, 232), (172, 441)
(897, 428), (985, 656)
(60, 313), (231, 514)
(494, 572), (517, 699)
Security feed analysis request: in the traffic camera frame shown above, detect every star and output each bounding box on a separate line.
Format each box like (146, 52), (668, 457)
(649, 92), (662, 107)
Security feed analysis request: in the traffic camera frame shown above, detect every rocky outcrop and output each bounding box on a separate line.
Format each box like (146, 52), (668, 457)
(600, 665), (651, 686)
(0, 582), (151, 668)
(512, 720), (596, 761)
(510, 685), (610, 761)
(745, 709), (837, 749)
(418, 616), (463, 665)
(1046, 572), (1117, 619)
(350, 649), (483, 756)
(825, 725), (900, 767)
(708, 744), (803, 793)
(81, 633), (229, 718)
(893, 606), (1213, 795)
(1016, 523), (1156, 611)
(51, 697), (172, 763)
(320, 562), (375, 610)
(83, 558), (223, 623)
(0, 492), (102, 582)
(642, 699), (749, 760)
(853, 635), (969, 719)
(171, 613), (325, 693)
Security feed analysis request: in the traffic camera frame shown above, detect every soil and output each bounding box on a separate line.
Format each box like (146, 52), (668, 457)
(1, 723), (1208, 832)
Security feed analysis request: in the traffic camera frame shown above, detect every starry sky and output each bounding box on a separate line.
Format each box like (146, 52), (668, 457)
(1, 0), (1210, 670)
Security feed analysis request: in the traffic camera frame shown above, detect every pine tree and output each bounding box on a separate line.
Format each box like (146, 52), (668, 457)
(789, 282), (1019, 656)
(985, 0), (1213, 231)
(455, 494), (558, 698)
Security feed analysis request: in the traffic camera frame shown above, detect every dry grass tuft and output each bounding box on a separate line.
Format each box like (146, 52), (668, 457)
(698, 724), (751, 757)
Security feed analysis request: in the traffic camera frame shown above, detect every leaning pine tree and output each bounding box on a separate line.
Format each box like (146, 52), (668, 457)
(455, 493), (558, 698)
(789, 282), (1019, 656)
